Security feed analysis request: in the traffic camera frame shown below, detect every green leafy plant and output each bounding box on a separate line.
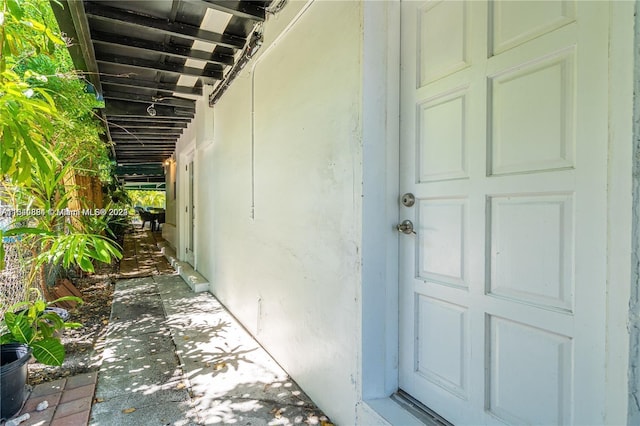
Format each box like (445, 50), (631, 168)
(0, 289), (82, 366)
(0, 0), (67, 184)
(127, 190), (166, 210)
(37, 232), (122, 273)
(1, 0), (115, 272)
(0, 154), (123, 284)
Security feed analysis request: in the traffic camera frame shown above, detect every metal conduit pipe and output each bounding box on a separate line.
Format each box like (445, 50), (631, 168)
(208, 0), (289, 106)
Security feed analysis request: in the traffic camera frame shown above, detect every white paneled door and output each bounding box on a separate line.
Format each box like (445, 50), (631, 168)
(398, 1), (609, 424)
(185, 154), (195, 267)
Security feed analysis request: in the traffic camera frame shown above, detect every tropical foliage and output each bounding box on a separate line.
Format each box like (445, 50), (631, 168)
(1, 0), (65, 184)
(127, 190), (166, 209)
(0, 0), (125, 374)
(0, 0), (109, 181)
(1, 289), (82, 365)
(0, 0), (121, 280)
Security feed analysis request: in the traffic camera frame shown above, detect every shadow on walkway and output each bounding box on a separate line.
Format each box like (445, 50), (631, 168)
(118, 230), (174, 278)
(91, 231), (329, 425)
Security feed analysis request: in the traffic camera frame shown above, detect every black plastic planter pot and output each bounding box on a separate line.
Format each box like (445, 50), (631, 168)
(14, 307), (69, 322)
(45, 307), (70, 322)
(0, 343), (32, 420)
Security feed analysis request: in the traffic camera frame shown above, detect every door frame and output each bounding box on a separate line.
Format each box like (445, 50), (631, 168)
(179, 147), (196, 267)
(357, 1), (634, 425)
(358, 0), (401, 415)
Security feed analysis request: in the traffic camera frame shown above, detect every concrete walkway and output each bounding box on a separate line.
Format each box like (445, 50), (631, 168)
(7, 230), (328, 425)
(90, 274), (329, 425)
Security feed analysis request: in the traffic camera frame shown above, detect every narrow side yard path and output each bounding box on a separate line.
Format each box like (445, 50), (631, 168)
(91, 275), (328, 425)
(90, 276), (191, 425)
(11, 230), (328, 425)
(118, 230), (174, 278)
(89, 238), (329, 426)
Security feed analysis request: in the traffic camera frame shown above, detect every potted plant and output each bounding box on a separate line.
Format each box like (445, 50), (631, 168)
(0, 291), (82, 420)
(1, 343), (31, 420)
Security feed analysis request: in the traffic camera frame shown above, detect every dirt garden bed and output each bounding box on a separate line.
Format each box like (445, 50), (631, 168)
(27, 263), (117, 386)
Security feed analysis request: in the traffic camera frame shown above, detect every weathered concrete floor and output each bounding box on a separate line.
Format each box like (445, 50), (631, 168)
(118, 229), (174, 278)
(90, 274), (328, 425)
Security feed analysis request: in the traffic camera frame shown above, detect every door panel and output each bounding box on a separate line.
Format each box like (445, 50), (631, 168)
(399, 1), (609, 424)
(417, 91), (468, 182)
(185, 156), (195, 266)
(488, 194), (573, 311)
(487, 316), (572, 424)
(417, 198), (467, 287)
(415, 295), (468, 399)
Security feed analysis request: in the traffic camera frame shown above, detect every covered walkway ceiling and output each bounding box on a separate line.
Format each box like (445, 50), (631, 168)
(52, 0), (270, 183)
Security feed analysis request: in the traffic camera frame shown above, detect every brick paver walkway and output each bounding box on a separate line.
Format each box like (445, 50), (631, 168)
(16, 372), (97, 426)
(118, 230), (173, 278)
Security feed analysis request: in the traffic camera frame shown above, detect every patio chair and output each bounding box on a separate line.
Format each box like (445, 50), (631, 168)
(156, 212), (165, 231)
(136, 208), (155, 230)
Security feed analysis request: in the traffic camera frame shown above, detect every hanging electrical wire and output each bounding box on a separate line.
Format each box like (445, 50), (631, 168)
(209, 23), (265, 106)
(208, 0), (289, 106)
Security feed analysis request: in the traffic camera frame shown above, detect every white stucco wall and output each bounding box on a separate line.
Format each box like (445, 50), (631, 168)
(166, 1), (640, 424)
(175, 2), (364, 423)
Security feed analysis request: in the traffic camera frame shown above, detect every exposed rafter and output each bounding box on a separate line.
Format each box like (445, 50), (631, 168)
(91, 31), (234, 67)
(188, 0), (266, 21)
(114, 147), (177, 150)
(111, 137), (182, 142)
(84, 2), (246, 49)
(53, 0), (274, 179)
(109, 127), (184, 134)
(101, 76), (203, 96)
(109, 123), (188, 130)
(108, 116), (192, 122)
(103, 90), (196, 109)
(106, 100), (195, 119)
(112, 139), (181, 144)
(111, 136), (179, 141)
(96, 53), (222, 83)
(114, 149), (176, 153)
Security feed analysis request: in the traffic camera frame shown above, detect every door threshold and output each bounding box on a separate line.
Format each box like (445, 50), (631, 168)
(392, 390), (454, 426)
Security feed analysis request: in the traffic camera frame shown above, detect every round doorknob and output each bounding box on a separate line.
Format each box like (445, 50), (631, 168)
(396, 219), (415, 235)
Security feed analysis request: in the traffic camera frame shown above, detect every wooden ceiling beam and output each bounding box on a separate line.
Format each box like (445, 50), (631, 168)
(108, 123), (188, 130)
(107, 116), (192, 124)
(113, 138), (180, 143)
(187, 0), (265, 21)
(110, 127), (183, 135)
(103, 89), (196, 109)
(115, 149), (174, 153)
(113, 137), (178, 142)
(84, 2), (245, 49)
(92, 31), (234, 67)
(101, 76), (202, 96)
(112, 137), (181, 142)
(108, 114), (194, 119)
(96, 53), (222, 83)
(105, 100), (194, 118)
(114, 142), (176, 145)
(115, 148), (177, 153)
(114, 147), (176, 149)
